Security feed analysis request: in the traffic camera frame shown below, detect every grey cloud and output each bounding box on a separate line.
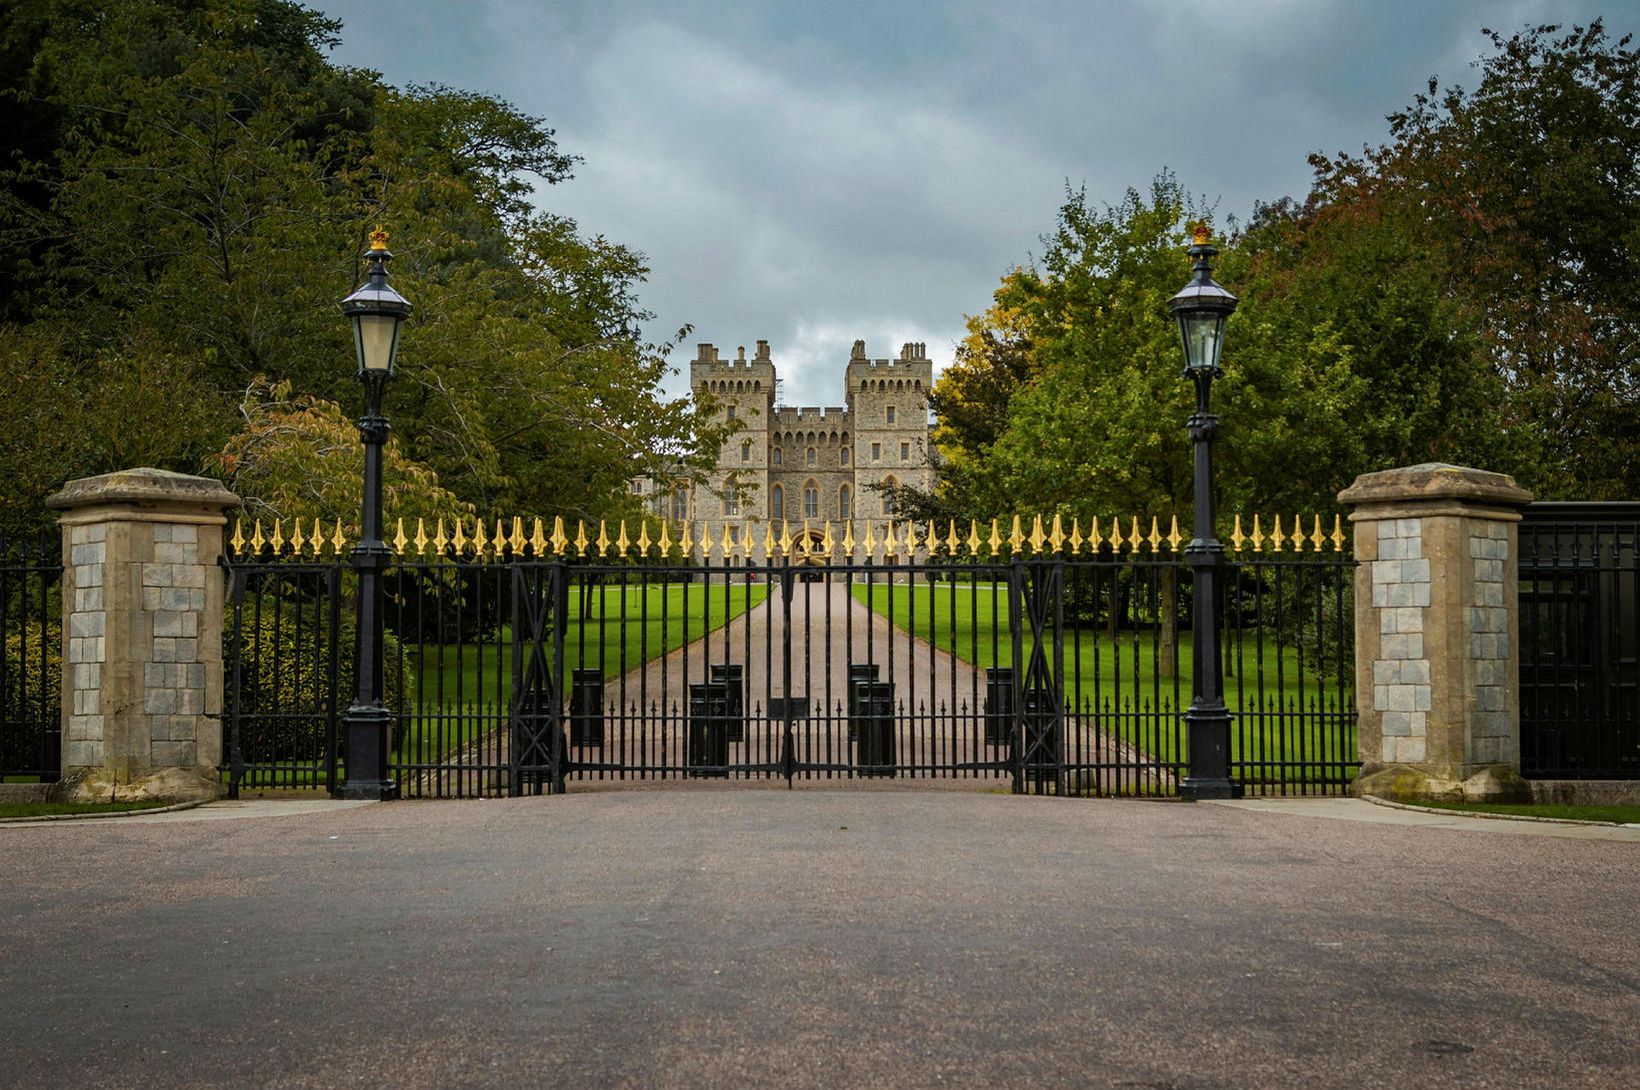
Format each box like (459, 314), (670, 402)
(317, 0), (1624, 405)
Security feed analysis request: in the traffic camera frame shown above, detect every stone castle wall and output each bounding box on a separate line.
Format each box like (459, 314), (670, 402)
(669, 338), (935, 555)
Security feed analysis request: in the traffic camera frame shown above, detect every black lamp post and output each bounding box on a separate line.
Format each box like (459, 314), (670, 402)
(338, 227), (412, 801)
(1168, 225), (1241, 802)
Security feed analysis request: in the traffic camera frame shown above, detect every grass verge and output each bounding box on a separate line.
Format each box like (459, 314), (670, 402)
(849, 581), (1355, 781)
(1410, 800), (1640, 825)
(397, 582), (769, 764)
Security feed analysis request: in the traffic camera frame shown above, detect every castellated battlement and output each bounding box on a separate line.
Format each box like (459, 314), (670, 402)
(771, 406), (848, 426)
(689, 341), (776, 390)
(846, 340), (932, 390)
(639, 334), (936, 538)
(693, 340), (773, 366)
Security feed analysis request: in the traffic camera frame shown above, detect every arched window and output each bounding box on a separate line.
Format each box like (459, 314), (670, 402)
(840, 446), (850, 466)
(723, 480), (739, 516)
(771, 484), (784, 521)
(672, 489), (688, 521)
(741, 440), (751, 463)
(803, 482), (819, 520)
(806, 446), (817, 467)
(839, 485), (852, 519)
(773, 447), (782, 466)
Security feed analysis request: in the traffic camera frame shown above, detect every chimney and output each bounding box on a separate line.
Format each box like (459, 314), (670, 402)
(755, 339), (771, 361)
(851, 339), (867, 360)
(737, 345), (746, 361)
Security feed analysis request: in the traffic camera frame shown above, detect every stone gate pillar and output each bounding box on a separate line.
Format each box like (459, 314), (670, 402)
(1339, 463), (1533, 802)
(47, 469), (239, 801)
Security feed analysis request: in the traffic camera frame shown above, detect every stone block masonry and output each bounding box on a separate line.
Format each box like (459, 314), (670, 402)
(47, 468), (239, 801)
(1370, 518), (1432, 764)
(1340, 463), (1532, 803)
(1468, 523), (1512, 764)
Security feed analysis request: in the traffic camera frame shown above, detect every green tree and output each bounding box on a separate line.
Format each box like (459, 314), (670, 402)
(929, 176), (1372, 521)
(0, 0), (724, 530)
(1307, 19), (1640, 497)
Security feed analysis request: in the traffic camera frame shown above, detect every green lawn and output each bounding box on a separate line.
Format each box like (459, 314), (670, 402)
(851, 582), (1355, 779)
(1412, 800), (1640, 825)
(396, 582), (768, 764)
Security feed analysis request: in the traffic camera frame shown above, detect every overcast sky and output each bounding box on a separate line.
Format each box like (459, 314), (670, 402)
(314, 0), (1621, 405)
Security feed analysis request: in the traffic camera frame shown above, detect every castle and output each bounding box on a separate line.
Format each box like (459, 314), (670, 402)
(637, 338), (935, 557)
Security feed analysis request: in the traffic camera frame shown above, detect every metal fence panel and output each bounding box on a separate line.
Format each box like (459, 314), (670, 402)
(222, 525), (1358, 798)
(0, 533), (62, 781)
(1519, 503), (1640, 780)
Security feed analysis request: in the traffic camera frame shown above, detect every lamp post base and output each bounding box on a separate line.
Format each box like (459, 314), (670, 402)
(338, 779), (399, 801)
(1181, 702), (1241, 802)
(339, 703), (398, 801)
(1180, 776), (1244, 802)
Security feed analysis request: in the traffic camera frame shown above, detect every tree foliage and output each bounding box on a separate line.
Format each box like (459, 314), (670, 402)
(928, 20), (1638, 518)
(0, 0), (726, 532)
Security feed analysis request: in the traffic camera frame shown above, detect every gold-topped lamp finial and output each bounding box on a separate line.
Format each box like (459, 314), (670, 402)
(1191, 222), (1211, 247)
(369, 225), (390, 252)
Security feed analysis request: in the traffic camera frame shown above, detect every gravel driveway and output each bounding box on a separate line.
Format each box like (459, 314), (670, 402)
(1, 792), (1634, 1089)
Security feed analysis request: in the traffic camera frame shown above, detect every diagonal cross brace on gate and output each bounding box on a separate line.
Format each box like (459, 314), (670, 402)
(511, 563), (567, 795)
(1009, 560), (1067, 795)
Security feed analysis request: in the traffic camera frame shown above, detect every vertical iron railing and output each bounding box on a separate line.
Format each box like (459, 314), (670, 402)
(1519, 503), (1640, 780)
(218, 515), (1358, 798)
(0, 532), (62, 781)
(221, 548), (344, 796)
(1222, 550), (1358, 794)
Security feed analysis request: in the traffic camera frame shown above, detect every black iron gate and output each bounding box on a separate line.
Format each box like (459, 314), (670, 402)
(1, 533), (61, 782)
(1519, 503), (1640, 779)
(222, 556), (344, 795)
(224, 514), (1357, 799)
(510, 562), (565, 795)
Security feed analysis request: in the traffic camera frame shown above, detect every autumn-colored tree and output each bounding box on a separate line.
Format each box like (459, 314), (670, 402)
(926, 176), (1372, 521)
(1305, 19), (1640, 497)
(929, 21), (1636, 525)
(207, 379), (471, 531)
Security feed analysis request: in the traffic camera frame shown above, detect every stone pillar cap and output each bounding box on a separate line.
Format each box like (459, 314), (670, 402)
(47, 468), (239, 512)
(1338, 463), (1532, 509)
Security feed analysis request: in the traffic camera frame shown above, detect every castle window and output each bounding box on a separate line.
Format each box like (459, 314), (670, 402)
(803, 484), (819, 520)
(901, 441), (910, 461)
(723, 482), (739, 516)
(630, 480), (643, 494)
(886, 406), (896, 425)
(729, 525), (740, 544)
(727, 406), (735, 421)
(672, 490), (688, 521)
(871, 442), (881, 462)
(771, 485), (784, 521)
(807, 446), (816, 467)
(882, 475), (898, 516)
(840, 447), (849, 466)
(839, 485), (852, 519)
(741, 440), (751, 463)
(773, 447), (782, 466)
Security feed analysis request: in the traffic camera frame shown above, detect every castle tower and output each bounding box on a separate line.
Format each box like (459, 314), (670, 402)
(689, 341), (775, 553)
(652, 337), (937, 562)
(846, 341), (934, 522)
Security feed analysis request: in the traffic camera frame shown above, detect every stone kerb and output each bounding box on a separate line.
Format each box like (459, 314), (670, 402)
(1338, 463), (1532, 803)
(46, 468), (239, 802)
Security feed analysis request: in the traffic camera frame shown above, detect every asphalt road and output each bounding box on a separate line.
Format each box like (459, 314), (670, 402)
(1, 792), (1635, 1089)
